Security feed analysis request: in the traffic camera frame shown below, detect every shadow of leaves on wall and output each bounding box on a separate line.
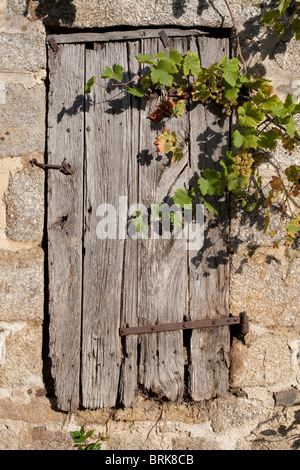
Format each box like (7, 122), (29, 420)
(24, 0), (76, 26)
(255, 409), (300, 450)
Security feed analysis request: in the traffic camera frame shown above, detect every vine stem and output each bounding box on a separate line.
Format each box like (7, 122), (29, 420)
(96, 75), (140, 89)
(110, 75), (140, 86)
(266, 114), (300, 142)
(223, 0), (248, 73)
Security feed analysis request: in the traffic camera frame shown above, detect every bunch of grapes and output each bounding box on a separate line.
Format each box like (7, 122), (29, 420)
(232, 151), (255, 178)
(281, 134), (297, 151)
(210, 77), (238, 115)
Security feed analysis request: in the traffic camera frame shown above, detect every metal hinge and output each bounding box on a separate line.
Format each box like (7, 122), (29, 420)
(120, 312), (249, 337)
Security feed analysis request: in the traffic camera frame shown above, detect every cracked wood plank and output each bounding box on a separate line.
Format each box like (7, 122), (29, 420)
(81, 41), (129, 408)
(136, 37), (189, 402)
(188, 36), (230, 400)
(47, 44), (85, 412)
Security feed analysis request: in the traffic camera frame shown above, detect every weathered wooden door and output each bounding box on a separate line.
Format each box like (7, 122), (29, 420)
(47, 30), (230, 412)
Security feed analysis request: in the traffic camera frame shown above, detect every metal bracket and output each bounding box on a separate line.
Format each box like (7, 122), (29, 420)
(158, 30), (171, 48)
(120, 312), (249, 337)
(48, 36), (59, 53)
(30, 158), (73, 175)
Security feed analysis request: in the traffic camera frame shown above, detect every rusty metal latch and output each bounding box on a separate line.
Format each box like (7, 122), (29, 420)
(158, 30), (171, 48)
(120, 312), (249, 337)
(48, 36), (59, 52)
(30, 158), (73, 175)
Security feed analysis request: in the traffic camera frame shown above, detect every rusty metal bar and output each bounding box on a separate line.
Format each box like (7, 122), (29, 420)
(30, 158), (73, 175)
(120, 312), (249, 336)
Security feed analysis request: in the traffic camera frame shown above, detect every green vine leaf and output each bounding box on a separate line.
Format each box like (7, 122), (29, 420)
(286, 216), (300, 239)
(151, 66), (174, 88)
(292, 18), (300, 39)
(258, 130), (278, 150)
(173, 188), (194, 208)
(135, 53), (156, 65)
(112, 63), (125, 82)
(101, 66), (114, 79)
(85, 76), (96, 94)
(198, 169), (222, 196)
(101, 64), (124, 82)
(219, 56), (240, 87)
(224, 85), (239, 102)
(199, 196), (218, 215)
(232, 129), (259, 149)
(278, 0), (292, 14)
(125, 85), (144, 97)
(261, 10), (281, 25)
(182, 50), (201, 76)
(238, 102), (265, 128)
(285, 165), (300, 182)
(169, 49), (184, 66)
(132, 214), (148, 233)
(170, 100), (185, 117)
(227, 171), (247, 192)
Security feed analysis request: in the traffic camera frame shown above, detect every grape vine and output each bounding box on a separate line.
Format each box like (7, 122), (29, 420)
(85, 23), (300, 246)
(261, 0), (300, 39)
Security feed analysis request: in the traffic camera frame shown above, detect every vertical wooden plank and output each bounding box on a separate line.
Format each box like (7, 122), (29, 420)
(137, 37), (190, 401)
(188, 37), (230, 400)
(118, 40), (140, 407)
(47, 44), (85, 412)
(82, 42), (132, 408)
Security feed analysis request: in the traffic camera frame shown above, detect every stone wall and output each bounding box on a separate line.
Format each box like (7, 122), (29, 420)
(0, 0), (299, 450)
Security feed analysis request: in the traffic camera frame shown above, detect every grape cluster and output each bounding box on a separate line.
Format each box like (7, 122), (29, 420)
(232, 151), (255, 178)
(282, 135), (297, 151)
(211, 83), (238, 116)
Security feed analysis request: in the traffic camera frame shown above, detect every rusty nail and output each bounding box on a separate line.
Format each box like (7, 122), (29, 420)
(86, 126), (91, 131)
(66, 128), (71, 132)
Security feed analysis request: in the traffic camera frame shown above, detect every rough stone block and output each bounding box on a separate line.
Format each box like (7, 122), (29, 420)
(0, 322), (43, 389)
(230, 327), (297, 389)
(0, 82), (45, 157)
(9, 0), (261, 31)
(172, 437), (221, 450)
(0, 396), (65, 424)
(4, 166), (44, 242)
(0, 32), (45, 73)
(208, 396), (264, 433)
(0, 248), (44, 321)
(17, 426), (74, 450)
(230, 247), (300, 328)
(274, 388), (299, 407)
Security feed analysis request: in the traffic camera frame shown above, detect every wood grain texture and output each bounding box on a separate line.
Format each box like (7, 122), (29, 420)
(187, 37), (230, 400)
(136, 37), (189, 401)
(81, 41), (131, 408)
(47, 33), (231, 410)
(48, 29), (209, 45)
(117, 40), (141, 407)
(47, 44), (85, 412)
